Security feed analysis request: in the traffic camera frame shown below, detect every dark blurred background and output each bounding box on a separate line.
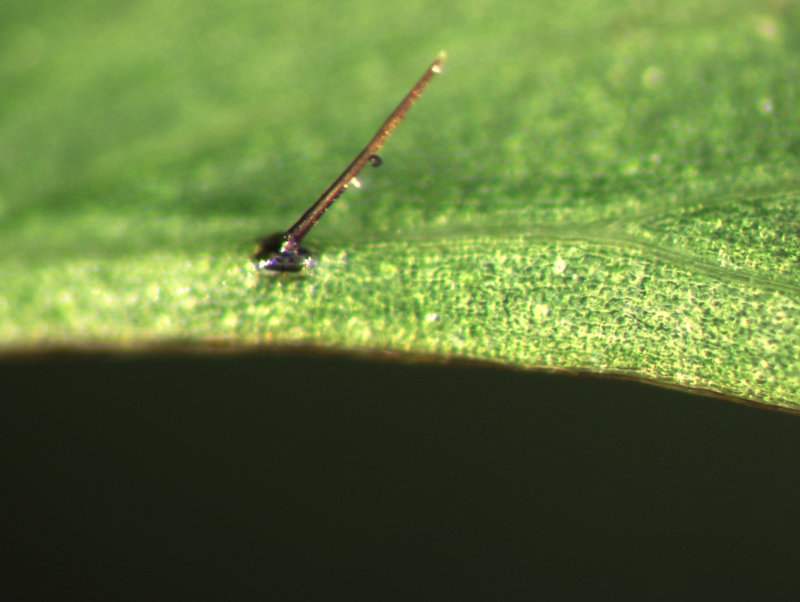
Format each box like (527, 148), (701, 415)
(2, 353), (799, 600)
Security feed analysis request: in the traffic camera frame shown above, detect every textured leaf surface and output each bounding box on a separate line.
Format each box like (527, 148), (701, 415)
(2, 0), (799, 411)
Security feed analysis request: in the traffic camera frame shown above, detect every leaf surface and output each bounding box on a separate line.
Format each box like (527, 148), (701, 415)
(2, 0), (799, 411)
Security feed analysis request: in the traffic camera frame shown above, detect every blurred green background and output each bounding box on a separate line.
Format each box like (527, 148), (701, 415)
(4, 0), (799, 255)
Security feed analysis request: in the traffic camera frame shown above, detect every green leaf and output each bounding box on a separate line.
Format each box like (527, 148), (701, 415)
(2, 0), (799, 412)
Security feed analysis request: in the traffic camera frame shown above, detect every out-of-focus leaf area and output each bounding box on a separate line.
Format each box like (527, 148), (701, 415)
(1, 0), (799, 411)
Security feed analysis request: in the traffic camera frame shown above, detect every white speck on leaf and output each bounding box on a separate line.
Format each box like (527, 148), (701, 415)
(641, 65), (664, 89)
(534, 304), (550, 321)
(758, 97), (774, 114)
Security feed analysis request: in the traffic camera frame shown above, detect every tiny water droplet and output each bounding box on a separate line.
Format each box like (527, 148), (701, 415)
(368, 154), (382, 167)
